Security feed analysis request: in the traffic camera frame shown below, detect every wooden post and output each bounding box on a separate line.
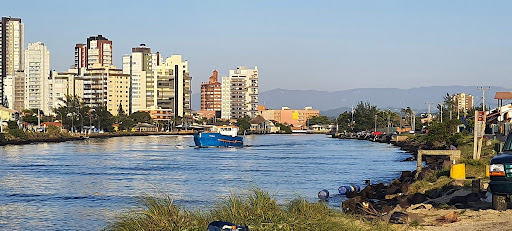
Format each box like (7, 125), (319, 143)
(473, 110), (478, 159)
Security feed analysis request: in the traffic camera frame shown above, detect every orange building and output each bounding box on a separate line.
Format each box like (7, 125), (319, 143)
(259, 106), (319, 128)
(200, 70), (222, 113)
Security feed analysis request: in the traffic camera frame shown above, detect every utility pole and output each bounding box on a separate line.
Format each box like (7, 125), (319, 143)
(425, 102), (432, 116)
(387, 110), (390, 134)
(351, 106), (354, 131)
(477, 87), (491, 111)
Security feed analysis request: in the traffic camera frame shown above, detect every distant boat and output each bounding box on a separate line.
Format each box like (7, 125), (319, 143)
(194, 125), (244, 147)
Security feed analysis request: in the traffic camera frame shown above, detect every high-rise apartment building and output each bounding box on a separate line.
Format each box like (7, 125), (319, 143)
(122, 44), (161, 114)
(200, 70), (222, 114)
(49, 69), (84, 110)
(0, 17), (24, 108)
(221, 66), (258, 119)
(152, 55), (192, 118)
(74, 43), (86, 75)
(25, 42), (51, 114)
(453, 93), (474, 114)
(83, 65), (129, 116)
(86, 35), (112, 68)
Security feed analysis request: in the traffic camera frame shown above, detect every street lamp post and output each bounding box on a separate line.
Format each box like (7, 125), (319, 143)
(374, 114), (377, 132)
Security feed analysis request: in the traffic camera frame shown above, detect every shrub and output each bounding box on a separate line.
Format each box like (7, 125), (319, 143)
(105, 188), (393, 231)
(47, 125), (61, 137)
(8, 129), (28, 140)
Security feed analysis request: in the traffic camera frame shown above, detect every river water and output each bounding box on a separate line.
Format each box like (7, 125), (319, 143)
(0, 134), (415, 230)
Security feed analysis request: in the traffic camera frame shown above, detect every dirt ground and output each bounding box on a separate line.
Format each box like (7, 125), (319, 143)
(415, 208), (512, 231)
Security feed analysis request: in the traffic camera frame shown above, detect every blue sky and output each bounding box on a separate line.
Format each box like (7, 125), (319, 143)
(3, 0), (511, 92)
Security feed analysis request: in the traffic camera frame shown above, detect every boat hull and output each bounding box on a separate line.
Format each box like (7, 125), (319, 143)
(194, 132), (244, 147)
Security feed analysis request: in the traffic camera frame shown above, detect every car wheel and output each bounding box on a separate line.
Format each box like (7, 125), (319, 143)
(492, 194), (507, 211)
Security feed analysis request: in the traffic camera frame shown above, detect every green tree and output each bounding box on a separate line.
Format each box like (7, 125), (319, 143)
(130, 111), (153, 123)
(7, 121), (18, 129)
(22, 114), (38, 125)
(93, 106), (114, 132)
(352, 102), (379, 131)
(53, 95), (91, 132)
(275, 122), (292, 133)
(236, 117), (251, 133)
(117, 102), (126, 118)
(336, 111), (352, 131)
(307, 115), (331, 126)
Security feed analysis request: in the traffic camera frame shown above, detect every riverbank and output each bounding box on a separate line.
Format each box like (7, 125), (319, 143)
(0, 130), (195, 146)
(333, 132), (501, 230)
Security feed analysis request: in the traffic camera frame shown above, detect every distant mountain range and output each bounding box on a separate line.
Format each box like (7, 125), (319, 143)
(192, 86), (512, 117)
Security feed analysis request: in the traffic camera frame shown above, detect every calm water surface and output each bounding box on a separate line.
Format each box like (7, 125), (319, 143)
(0, 134), (415, 230)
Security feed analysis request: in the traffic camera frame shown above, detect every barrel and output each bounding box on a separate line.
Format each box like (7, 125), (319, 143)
(318, 189), (329, 200)
(338, 185), (359, 195)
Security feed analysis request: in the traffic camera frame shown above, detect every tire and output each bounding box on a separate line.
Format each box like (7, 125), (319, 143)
(492, 194), (507, 211)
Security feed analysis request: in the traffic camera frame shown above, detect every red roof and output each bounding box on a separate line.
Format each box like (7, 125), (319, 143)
(495, 92), (512, 100)
(41, 122), (63, 127)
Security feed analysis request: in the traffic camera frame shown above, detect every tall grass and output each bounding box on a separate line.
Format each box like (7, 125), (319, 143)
(105, 188), (394, 231)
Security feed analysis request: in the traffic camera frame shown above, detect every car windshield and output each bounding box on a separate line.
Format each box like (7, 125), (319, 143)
(504, 133), (512, 151)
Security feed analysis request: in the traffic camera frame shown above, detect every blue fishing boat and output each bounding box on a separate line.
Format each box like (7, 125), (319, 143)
(194, 125), (244, 147)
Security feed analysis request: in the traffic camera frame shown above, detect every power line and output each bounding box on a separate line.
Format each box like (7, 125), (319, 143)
(477, 87), (491, 111)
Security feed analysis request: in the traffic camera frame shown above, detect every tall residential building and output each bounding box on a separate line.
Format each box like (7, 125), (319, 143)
(200, 70), (221, 113)
(86, 35), (112, 68)
(122, 44), (161, 114)
(74, 43), (86, 75)
(83, 64), (129, 116)
(49, 69), (84, 111)
(453, 93), (474, 114)
(221, 66), (259, 119)
(25, 42), (51, 114)
(0, 17), (24, 108)
(152, 55), (192, 118)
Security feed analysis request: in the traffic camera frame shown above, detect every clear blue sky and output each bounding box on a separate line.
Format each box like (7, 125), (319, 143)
(4, 0), (511, 92)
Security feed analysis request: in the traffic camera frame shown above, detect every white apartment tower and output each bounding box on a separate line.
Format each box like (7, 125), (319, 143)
(221, 66), (258, 119)
(0, 17), (24, 109)
(25, 42), (51, 114)
(122, 44), (161, 114)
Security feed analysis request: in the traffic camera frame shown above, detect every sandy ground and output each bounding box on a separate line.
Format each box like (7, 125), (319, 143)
(416, 208), (512, 231)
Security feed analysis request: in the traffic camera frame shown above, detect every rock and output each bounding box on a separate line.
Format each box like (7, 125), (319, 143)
(448, 192), (482, 205)
(449, 180), (465, 187)
(345, 190), (358, 198)
(406, 203), (433, 212)
(401, 183), (410, 194)
(385, 186), (400, 195)
(417, 168), (434, 181)
(437, 211), (458, 223)
(391, 179), (402, 186)
(409, 193), (429, 204)
(466, 192), (482, 203)
(342, 196), (361, 214)
(398, 196), (411, 208)
(385, 194), (402, 200)
(389, 211), (409, 224)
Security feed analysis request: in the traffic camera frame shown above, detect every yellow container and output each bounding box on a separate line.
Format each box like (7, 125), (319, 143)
(450, 164), (466, 180)
(486, 165), (490, 178)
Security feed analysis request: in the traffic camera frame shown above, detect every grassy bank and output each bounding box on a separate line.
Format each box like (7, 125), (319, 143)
(105, 188), (393, 231)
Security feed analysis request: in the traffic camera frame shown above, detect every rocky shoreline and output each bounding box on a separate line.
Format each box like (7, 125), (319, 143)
(335, 134), (495, 228)
(0, 130), (195, 146)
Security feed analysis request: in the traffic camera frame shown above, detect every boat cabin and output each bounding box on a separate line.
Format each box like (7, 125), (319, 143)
(214, 126), (239, 137)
